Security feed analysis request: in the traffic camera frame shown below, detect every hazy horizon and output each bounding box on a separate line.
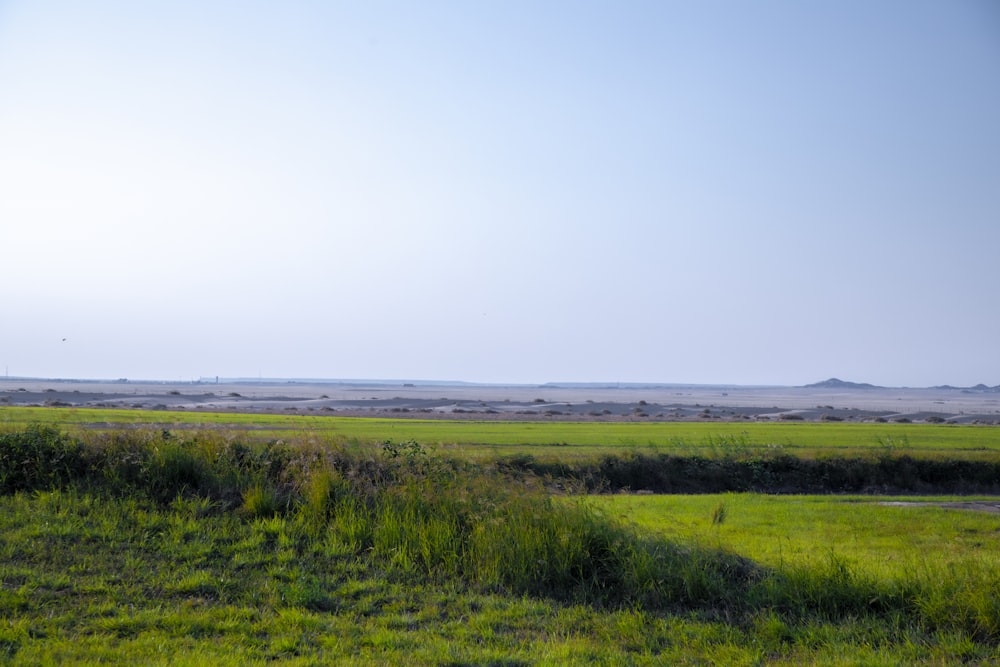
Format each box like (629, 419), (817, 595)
(2, 373), (996, 391)
(2, 2), (998, 388)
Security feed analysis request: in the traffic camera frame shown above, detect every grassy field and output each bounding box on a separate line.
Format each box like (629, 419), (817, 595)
(5, 487), (997, 665)
(590, 493), (1000, 580)
(4, 406), (1000, 460)
(1, 417), (999, 663)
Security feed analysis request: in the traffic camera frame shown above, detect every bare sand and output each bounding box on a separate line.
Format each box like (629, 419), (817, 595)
(3, 378), (999, 424)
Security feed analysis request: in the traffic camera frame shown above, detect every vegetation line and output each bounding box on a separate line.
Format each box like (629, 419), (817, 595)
(501, 451), (1000, 495)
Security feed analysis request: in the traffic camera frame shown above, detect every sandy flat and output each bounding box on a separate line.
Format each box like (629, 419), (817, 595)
(2, 378), (999, 424)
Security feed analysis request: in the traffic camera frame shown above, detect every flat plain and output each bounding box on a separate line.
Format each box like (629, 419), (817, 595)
(3, 377), (1000, 423)
(2, 379), (999, 664)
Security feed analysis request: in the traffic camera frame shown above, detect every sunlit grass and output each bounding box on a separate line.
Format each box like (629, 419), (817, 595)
(590, 493), (1000, 577)
(3, 406), (1000, 461)
(591, 493), (1000, 644)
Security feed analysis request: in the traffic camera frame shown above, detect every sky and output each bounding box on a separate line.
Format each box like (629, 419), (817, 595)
(1, 1), (998, 387)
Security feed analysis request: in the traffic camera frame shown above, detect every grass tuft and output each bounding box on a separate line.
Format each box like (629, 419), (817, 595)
(710, 500), (727, 525)
(241, 483), (279, 518)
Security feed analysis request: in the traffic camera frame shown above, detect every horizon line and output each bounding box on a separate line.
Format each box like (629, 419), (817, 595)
(1, 375), (998, 391)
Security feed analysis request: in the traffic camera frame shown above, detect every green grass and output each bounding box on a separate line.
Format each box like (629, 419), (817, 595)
(2, 486), (998, 664)
(590, 493), (1000, 578)
(4, 406), (1000, 460)
(590, 492), (1000, 656)
(2, 424), (1000, 663)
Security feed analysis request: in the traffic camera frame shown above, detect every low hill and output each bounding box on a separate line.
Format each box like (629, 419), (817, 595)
(804, 378), (879, 389)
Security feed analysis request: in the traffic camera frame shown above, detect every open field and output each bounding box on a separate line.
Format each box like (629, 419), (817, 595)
(590, 493), (1000, 576)
(3, 406), (1000, 463)
(1, 425), (999, 664)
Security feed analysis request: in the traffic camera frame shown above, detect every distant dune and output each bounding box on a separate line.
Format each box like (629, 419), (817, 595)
(3, 377), (1000, 424)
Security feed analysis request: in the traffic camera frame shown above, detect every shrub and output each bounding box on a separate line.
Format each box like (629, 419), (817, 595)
(0, 425), (86, 492)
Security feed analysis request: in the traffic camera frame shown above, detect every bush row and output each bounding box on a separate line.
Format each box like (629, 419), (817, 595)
(502, 452), (1000, 495)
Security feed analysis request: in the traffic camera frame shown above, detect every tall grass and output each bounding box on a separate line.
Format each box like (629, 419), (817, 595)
(1, 425), (999, 646)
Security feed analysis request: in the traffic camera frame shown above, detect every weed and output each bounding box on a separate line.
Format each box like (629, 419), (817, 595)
(710, 501), (727, 526)
(877, 433), (911, 456)
(242, 483), (279, 518)
(382, 438), (427, 459)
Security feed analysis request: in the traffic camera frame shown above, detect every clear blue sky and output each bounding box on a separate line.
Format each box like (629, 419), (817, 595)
(2, 1), (998, 386)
